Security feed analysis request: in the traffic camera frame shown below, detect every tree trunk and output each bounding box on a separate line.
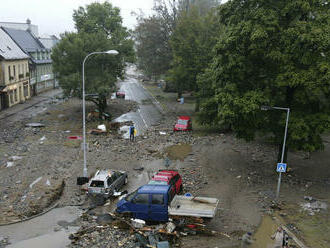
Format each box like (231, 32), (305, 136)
(96, 96), (107, 117)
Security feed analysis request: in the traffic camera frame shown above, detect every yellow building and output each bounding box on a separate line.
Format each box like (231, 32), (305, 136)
(0, 28), (30, 110)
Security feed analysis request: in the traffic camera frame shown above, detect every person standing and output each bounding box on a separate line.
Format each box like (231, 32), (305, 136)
(271, 226), (284, 248)
(241, 232), (253, 248)
(129, 125), (135, 142)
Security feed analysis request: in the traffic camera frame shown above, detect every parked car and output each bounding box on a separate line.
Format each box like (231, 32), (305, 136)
(116, 91), (125, 98)
(87, 169), (127, 198)
(116, 184), (219, 222)
(148, 170), (183, 194)
(173, 116), (192, 131)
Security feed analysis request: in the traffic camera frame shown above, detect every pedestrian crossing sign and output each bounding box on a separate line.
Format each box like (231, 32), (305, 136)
(277, 163), (287, 173)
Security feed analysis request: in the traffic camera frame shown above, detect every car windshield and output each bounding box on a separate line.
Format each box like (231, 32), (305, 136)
(90, 180), (104, 187)
(148, 180), (168, 185)
(125, 190), (138, 201)
(177, 119), (188, 125)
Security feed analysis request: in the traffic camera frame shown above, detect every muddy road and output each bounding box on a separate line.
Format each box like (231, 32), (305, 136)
(0, 66), (329, 248)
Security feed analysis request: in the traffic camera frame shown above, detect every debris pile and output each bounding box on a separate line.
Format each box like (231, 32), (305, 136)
(300, 196), (328, 215)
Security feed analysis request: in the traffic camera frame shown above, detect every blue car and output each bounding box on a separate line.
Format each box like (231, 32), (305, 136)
(116, 184), (175, 221)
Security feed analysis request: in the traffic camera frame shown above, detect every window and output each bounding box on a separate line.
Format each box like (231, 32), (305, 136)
(125, 190), (137, 202)
(13, 65), (16, 77)
(9, 91), (14, 104)
(90, 180), (104, 187)
(112, 172), (121, 181)
(148, 180), (167, 185)
(107, 177), (113, 186)
(132, 194), (149, 204)
(14, 89), (17, 102)
(152, 194), (164, 205)
(8, 66), (11, 78)
(177, 119), (188, 125)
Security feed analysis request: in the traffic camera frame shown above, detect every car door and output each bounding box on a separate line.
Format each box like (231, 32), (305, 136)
(131, 193), (150, 220)
(112, 172), (122, 190)
(149, 193), (168, 221)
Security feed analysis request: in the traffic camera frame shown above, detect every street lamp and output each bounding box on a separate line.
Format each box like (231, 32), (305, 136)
(261, 105), (290, 200)
(82, 50), (119, 178)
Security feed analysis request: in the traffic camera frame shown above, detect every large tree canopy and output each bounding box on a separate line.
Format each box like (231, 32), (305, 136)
(52, 2), (134, 113)
(198, 0), (330, 154)
(134, 0), (176, 79)
(168, 5), (220, 97)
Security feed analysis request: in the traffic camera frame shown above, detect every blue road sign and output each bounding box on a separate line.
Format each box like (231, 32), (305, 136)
(277, 163), (287, 173)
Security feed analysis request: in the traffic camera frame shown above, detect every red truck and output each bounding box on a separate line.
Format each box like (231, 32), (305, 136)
(148, 170), (183, 194)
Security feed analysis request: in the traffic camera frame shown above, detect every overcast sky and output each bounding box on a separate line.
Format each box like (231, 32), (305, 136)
(0, 0), (155, 37)
(0, 0), (227, 37)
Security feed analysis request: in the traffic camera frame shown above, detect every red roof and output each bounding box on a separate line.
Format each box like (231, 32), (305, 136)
(178, 116), (190, 120)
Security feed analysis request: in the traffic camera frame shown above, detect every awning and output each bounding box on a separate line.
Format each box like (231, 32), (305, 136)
(0, 84), (17, 92)
(0, 85), (8, 92)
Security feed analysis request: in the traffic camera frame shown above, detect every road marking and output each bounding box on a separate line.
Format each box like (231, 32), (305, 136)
(138, 108), (148, 128)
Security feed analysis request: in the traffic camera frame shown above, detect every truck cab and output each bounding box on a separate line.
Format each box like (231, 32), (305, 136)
(116, 185), (175, 221)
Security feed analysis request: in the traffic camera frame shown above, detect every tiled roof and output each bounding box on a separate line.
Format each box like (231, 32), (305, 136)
(0, 28), (29, 60)
(2, 27), (45, 53)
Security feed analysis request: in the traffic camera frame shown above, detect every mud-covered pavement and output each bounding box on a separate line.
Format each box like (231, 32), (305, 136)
(1, 66), (330, 248)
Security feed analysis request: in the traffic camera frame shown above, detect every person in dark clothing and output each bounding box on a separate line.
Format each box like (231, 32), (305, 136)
(129, 125), (135, 142)
(241, 232), (253, 247)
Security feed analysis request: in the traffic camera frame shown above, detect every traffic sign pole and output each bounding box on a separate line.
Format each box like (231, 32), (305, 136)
(276, 108), (290, 200)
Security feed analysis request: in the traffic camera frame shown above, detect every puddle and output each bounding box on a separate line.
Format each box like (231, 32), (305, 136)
(6, 227), (79, 248)
(0, 206), (81, 247)
(250, 215), (278, 248)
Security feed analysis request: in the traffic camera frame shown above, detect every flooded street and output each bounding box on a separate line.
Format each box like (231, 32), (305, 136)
(115, 69), (163, 137)
(0, 206), (81, 247)
(0, 67), (164, 247)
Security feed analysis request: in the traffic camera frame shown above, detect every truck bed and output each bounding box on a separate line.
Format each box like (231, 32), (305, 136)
(168, 195), (219, 218)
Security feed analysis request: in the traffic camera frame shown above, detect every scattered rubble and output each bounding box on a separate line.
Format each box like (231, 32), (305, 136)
(300, 198), (328, 215)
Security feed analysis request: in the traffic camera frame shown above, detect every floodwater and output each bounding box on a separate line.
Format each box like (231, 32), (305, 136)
(250, 215), (278, 248)
(0, 206), (81, 247)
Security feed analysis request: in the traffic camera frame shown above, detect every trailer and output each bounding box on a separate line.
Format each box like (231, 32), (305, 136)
(169, 195), (219, 218)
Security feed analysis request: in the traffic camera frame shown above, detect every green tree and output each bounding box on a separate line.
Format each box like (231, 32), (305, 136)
(52, 2), (134, 114)
(168, 5), (220, 98)
(134, 15), (173, 79)
(134, 0), (176, 79)
(198, 0), (330, 156)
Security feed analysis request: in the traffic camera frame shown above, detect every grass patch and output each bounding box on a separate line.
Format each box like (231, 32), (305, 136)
(191, 116), (223, 137)
(165, 144), (192, 161)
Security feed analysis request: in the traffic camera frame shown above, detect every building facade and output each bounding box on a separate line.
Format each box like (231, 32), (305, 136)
(0, 28), (30, 110)
(2, 27), (54, 95)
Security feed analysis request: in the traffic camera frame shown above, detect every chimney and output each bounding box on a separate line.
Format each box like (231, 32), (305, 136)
(26, 18), (31, 32)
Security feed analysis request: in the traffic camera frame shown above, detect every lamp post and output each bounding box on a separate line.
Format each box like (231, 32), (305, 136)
(82, 50), (119, 178)
(261, 105), (290, 200)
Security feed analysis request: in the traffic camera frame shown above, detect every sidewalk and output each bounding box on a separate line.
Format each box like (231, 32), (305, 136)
(0, 88), (63, 120)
